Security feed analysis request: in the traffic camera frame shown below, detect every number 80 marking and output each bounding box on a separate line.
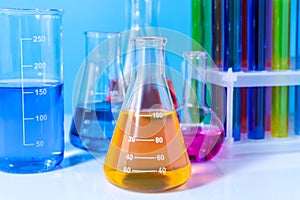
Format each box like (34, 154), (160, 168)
(155, 137), (163, 143)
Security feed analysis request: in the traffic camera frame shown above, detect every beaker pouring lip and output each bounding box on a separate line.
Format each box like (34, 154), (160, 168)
(133, 36), (167, 47)
(183, 51), (207, 59)
(0, 8), (64, 15)
(84, 31), (121, 39)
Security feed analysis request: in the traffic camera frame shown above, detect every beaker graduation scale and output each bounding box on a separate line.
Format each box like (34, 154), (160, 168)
(104, 37), (191, 192)
(0, 8), (64, 173)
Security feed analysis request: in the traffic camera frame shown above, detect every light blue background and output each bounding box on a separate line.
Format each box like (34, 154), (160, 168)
(0, 0), (191, 114)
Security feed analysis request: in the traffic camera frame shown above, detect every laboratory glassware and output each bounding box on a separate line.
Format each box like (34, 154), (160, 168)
(104, 37), (191, 192)
(123, 0), (178, 108)
(178, 51), (224, 162)
(271, 0), (290, 137)
(123, 0), (160, 87)
(70, 32), (125, 152)
(0, 8), (64, 173)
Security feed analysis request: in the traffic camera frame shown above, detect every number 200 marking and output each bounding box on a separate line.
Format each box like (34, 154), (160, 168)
(34, 62), (46, 70)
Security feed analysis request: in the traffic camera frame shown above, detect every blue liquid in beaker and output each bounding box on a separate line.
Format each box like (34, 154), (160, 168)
(0, 81), (64, 173)
(69, 101), (118, 152)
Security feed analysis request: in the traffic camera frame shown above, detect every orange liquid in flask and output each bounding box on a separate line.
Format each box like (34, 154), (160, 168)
(104, 110), (191, 192)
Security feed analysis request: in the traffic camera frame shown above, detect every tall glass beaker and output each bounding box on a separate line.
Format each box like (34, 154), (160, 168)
(70, 32), (125, 152)
(104, 37), (191, 192)
(0, 8), (64, 173)
(123, 0), (178, 109)
(123, 0), (160, 87)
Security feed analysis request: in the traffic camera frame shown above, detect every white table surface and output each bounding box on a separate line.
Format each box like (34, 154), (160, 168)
(1, 115), (300, 200)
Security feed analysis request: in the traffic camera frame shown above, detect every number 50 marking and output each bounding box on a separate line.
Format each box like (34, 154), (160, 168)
(36, 140), (44, 147)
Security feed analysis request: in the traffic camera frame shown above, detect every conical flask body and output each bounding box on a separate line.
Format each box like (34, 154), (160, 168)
(104, 37), (191, 192)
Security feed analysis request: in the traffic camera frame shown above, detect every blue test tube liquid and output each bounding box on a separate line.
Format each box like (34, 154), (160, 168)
(224, 0), (242, 141)
(295, 0), (300, 135)
(247, 0), (266, 139)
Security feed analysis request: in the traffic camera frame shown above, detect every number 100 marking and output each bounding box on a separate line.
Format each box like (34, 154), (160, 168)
(152, 112), (163, 119)
(36, 114), (48, 122)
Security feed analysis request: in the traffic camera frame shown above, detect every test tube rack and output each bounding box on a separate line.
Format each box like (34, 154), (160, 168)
(206, 68), (300, 156)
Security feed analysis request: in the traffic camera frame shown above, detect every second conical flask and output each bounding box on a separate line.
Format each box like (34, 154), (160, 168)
(104, 37), (191, 192)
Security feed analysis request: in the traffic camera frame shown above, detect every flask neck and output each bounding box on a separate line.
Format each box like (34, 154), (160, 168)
(123, 37), (174, 111)
(182, 51), (207, 107)
(133, 37), (166, 83)
(126, 0), (160, 30)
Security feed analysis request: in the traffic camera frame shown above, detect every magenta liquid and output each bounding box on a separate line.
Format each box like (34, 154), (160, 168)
(182, 125), (224, 162)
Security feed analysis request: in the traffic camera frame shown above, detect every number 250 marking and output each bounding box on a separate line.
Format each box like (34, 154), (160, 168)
(33, 35), (46, 43)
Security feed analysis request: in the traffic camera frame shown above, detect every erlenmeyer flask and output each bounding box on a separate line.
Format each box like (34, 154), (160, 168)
(178, 51), (224, 162)
(70, 32), (125, 152)
(104, 37), (191, 192)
